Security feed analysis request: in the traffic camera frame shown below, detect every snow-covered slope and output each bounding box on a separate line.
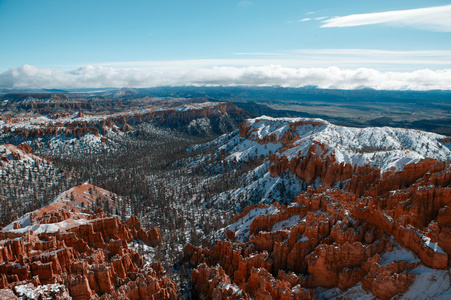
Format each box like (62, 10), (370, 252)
(184, 116), (451, 216)
(221, 116), (451, 172)
(193, 116), (451, 210)
(0, 144), (42, 165)
(0, 144), (70, 224)
(2, 182), (126, 234)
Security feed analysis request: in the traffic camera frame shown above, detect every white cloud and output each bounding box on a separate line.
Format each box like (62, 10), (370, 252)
(93, 49), (451, 70)
(322, 5), (451, 31)
(285, 49), (451, 63)
(231, 49), (451, 70)
(298, 18), (311, 22)
(1, 64), (450, 91)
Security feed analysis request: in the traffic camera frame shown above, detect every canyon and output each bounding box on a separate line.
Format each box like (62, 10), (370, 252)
(0, 93), (450, 299)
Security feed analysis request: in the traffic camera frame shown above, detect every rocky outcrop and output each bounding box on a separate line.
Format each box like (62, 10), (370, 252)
(269, 143), (355, 186)
(67, 275), (96, 300)
(304, 240), (386, 288)
(0, 185), (176, 299)
(126, 215), (162, 247)
(191, 263), (244, 299)
(245, 267), (314, 300)
(360, 255), (419, 300)
(190, 263), (314, 300)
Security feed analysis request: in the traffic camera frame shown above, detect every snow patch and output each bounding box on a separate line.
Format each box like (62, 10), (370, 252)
(400, 266), (451, 299)
(228, 206), (280, 242)
(271, 215), (303, 232)
(422, 235), (447, 254)
(380, 239), (420, 265)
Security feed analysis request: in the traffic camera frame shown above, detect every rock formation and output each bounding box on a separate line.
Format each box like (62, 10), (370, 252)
(0, 184), (176, 299)
(186, 144), (451, 299)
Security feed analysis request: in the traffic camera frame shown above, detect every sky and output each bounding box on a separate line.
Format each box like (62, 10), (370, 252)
(0, 0), (450, 90)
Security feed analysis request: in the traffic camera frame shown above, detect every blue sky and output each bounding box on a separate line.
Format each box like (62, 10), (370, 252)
(0, 0), (450, 89)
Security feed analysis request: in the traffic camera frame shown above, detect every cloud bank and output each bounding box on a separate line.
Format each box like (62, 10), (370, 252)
(102, 49), (451, 70)
(1, 64), (450, 91)
(322, 5), (451, 31)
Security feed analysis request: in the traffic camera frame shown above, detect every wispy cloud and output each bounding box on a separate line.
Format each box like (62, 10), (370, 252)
(14, 49), (449, 71)
(298, 18), (311, 22)
(232, 49), (451, 69)
(1, 64), (450, 91)
(322, 5), (451, 31)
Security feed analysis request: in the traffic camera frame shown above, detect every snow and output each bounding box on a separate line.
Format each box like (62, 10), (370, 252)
(299, 236), (310, 242)
(271, 215), (303, 232)
(228, 206), (280, 242)
(0, 144), (40, 164)
(2, 101), (224, 132)
(3, 213), (32, 231)
(318, 240), (450, 299)
(210, 162), (305, 208)
(220, 116), (451, 173)
(14, 283), (67, 299)
(317, 283), (374, 300)
(399, 266), (451, 299)
(220, 137), (282, 162)
(14, 283), (38, 298)
(218, 282), (242, 295)
(422, 235), (447, 254)
(45, 133), (109, 155)
(5, 218), (89, 234)
(50, 189), (72, 204)
(380, 239), (420, 265)
(176, 101), (219, 111)
(2, 182), (109, 233)
(128, 240), (155, 266)
(187, 117), (211, 132)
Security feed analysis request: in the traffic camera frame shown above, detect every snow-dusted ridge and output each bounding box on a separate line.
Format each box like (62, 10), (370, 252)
(0, 99), (235, 156)
(222, 116), (451, 172)
(1, 100), (224, 130)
